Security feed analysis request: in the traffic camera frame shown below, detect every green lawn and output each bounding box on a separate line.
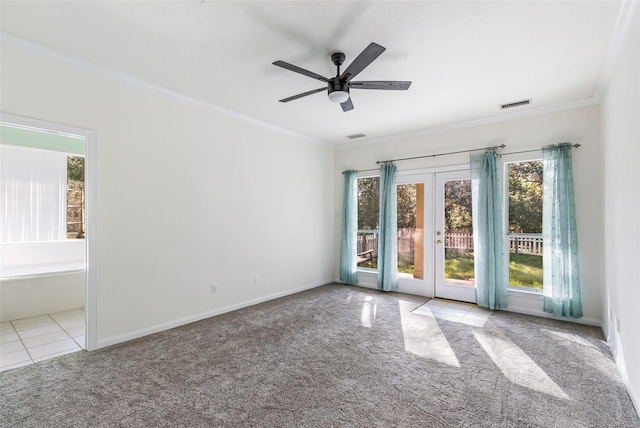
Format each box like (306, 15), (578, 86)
(398, 255), (414, 274)
(360, 257), (415, 274)
(445, 251), (475, 280)
(445, 250), (542, 289)
(361, 251), (543, 289)
(508, 253), (543, 288)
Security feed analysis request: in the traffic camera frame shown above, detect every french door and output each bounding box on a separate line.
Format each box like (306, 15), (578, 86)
(394, 170), (476, 303)
(434, 171), (476, 303)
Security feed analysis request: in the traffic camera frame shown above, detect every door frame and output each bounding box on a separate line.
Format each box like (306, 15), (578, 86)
(433, 170), (476, 303)
(1, 112), (98, 351)
(393, 165), (472, 299)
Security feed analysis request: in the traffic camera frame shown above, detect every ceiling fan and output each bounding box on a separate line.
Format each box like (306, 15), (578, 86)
(273, 42), (411, 112)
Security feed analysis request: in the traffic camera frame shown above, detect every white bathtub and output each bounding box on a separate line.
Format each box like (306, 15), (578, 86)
(1, 241), (85, 322)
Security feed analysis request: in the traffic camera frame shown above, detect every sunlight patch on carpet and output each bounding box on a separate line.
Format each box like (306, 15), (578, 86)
(360, 296), (378, 328)
(474, 329), (569, 400)
(399, 301), (460, 367)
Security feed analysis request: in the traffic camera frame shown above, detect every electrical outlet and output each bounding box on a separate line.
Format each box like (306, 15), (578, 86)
(211, 283), (217, 293)
(255, 275), (261, 284)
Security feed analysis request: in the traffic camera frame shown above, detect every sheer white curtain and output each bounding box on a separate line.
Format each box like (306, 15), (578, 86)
(1, 145), (68, 242)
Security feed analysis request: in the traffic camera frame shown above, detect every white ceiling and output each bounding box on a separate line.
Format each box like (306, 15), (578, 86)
(0, 1), (631, 147)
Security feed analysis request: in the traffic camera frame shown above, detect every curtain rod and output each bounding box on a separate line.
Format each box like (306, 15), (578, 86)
(345, 143), (581, 174)
(500, 143), (581, 156)
(375, 144), (506, 164)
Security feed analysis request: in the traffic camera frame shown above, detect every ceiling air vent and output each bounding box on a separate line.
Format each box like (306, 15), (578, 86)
(500, 99), (532, 109)
(347, 133), (367, 139)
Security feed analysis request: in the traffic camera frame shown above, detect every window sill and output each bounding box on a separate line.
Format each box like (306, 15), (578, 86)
(507, 287), (543, 300)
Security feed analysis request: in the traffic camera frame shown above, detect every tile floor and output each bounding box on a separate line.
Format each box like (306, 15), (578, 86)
(412, 299), (492, 327)
(0, 309), (85, 372)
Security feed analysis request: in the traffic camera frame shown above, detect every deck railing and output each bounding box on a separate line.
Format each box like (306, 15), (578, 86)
(507, 233), (543, 256)
(356, 230), (543, 260)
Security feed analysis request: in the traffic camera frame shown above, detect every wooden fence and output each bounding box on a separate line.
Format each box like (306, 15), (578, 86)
(357, 231), (378, 255)
(445, 232), (543, 256)
(357, 230), (543, 257)
(445, 232), (473, 250)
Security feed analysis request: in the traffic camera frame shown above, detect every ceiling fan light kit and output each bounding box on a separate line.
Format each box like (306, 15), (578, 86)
(273, 42), (411, 112)
(328, 85), (350, 103)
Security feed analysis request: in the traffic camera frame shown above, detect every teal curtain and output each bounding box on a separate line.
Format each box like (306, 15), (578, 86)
(471, 151), (508, 309)
(542, 144), (582, 318)
(340, 170), (359, 285)
(377, 163), (398, 292)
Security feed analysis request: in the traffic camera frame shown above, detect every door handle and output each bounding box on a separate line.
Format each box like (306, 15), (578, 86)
(436, 240), (442, 245)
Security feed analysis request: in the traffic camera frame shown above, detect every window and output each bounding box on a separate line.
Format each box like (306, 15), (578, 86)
(0, 146), (84, 242)
(357, 177), (379, 269)
(67, 156), (85, 239)
(506, 160), (543, 290)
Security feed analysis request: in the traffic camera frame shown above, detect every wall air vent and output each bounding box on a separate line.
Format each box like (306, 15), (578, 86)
(500, 99), (532, 109)
(347, 133), (366, 139)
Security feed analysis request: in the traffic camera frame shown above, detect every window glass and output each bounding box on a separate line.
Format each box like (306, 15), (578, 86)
(67, 156), (85, 239)
(397, 183), (424, 279)
(357, 177), (379, 269)
(443, 179), (474, 286)
(507, 161), (543, 289)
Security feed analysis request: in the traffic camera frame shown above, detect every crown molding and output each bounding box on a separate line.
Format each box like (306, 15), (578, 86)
(594, 0), (638, 101)
(0, 31), (331, 149)
(2, 0), (636, 153)
(334, 97), (600, 151)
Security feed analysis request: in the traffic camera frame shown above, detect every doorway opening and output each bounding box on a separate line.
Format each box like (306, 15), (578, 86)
(0, 114), (96, 371)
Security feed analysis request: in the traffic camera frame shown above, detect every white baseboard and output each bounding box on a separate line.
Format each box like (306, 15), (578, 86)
(619, 353), (640, 418)
(503, 305), (602, 327)
(97, 279), (334, 349)
(609, 330), (640, 418)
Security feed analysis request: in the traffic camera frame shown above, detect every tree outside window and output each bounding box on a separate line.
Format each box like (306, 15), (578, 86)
(507, 161), (543, 289)
(67, 156), (85, 239)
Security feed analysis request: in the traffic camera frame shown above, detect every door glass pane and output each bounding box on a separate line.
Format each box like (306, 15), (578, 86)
(444, 179), (474, 286)
(507, 161), (543, 289)
(397, 183), (424, 279)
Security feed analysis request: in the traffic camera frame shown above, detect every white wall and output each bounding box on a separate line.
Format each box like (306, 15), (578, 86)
(335, 105), (603, 324)
(601, 6), (640, 414)
(0, 43), (335, 346)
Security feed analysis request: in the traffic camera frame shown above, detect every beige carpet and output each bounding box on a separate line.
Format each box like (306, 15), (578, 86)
(1, 284), (638, 427)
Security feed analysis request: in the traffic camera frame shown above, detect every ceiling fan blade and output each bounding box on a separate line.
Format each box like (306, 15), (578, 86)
(273, 60), (329, 83)
(341, 98), (354, 112)
(350, 81), (412, 90)
(339, 42), (386, 82)
(279, 87), (326, 103)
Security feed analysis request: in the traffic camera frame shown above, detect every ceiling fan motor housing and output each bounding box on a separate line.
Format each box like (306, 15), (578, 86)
(328, 79), (349, 92)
